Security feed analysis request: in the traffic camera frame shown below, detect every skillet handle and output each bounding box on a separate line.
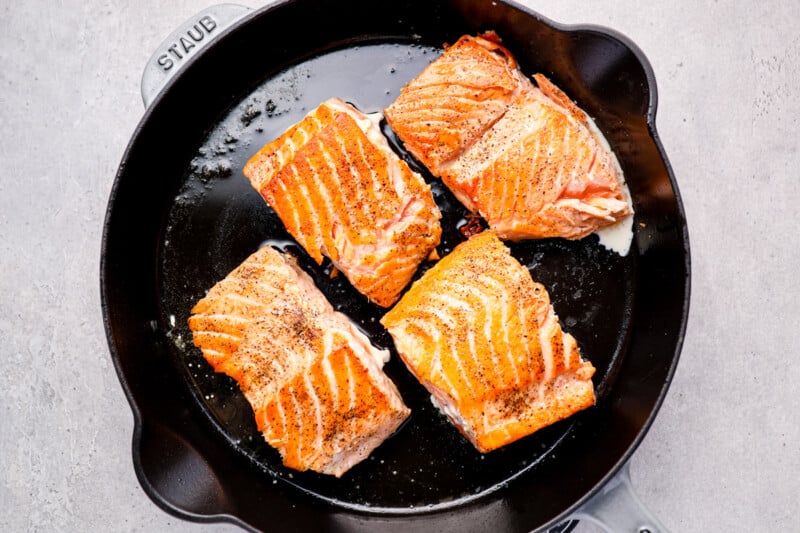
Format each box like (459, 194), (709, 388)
(140, 3), (253, 108)
(570, 463), (669, 532)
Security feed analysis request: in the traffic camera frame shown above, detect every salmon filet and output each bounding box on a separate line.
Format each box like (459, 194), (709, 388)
(383, 33), (529, 176)
(243, 98), (442, 307)
(188, 246), (410, 477)
(381, 231), (595, 453)
(384, 33), (632, 241)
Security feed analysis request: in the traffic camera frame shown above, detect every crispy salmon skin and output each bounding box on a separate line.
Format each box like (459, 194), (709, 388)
(188, 246), (410, 477)
(385, 33), (633, 242)
(381, 231), (595, 453)
(243, 98), (442, 307)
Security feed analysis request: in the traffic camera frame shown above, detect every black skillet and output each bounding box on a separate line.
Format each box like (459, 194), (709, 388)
(101, 0), (690, 531)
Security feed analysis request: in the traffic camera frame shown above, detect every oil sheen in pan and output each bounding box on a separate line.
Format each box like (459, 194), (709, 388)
(158, 41), (635, 511)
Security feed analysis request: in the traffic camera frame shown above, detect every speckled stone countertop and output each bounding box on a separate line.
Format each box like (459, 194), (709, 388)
(1, 1), (798, 531)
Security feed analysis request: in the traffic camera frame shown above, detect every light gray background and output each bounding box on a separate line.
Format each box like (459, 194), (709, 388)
(1, 0), (798, 531)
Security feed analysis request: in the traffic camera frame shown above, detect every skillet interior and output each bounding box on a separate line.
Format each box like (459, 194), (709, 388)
(102, 0), (689, 531)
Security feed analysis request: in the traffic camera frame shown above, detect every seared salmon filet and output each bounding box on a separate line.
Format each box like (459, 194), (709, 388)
(383, 33), (529, 176)
(188, 246), (410, 477)
(385, 33), (632, 241)
(380, 231), (595, 453)
(243, 98), (442, 307)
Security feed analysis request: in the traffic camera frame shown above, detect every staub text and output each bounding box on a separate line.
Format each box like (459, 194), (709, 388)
(157, 15), (218, 71)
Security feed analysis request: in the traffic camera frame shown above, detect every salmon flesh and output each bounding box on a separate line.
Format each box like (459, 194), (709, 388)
(244, 98), (442, 307)
(381, 231), (595, 453)
(188, 246), (410, 477)
(384, 33), (633, 241)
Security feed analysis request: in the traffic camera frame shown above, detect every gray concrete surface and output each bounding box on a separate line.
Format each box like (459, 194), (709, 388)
(1, 0), (798, 531)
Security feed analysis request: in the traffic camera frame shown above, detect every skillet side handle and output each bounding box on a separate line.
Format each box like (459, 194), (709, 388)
(571, 463), (669, 533)
(141, 4), (252, 108)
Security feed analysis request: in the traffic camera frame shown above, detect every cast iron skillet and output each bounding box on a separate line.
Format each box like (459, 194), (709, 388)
(101, 0), (690, 531)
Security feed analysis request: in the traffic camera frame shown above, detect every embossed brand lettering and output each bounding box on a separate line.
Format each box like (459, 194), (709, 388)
(157, 54), (173, 70)
(179, 36), (195, 53)
(158, 15), (218, 72)
(199, 15), (217, 33)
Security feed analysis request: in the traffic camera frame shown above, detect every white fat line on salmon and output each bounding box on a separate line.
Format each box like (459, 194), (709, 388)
(563, 145), (587, 194)
(243, 385), (265, 414)
(245, 278), (287, 298)
(470, 269), (523, 384)
(274, 121), (312, 172)
(304, 141), (341, 250)
(413, 293), (481, 396)
(353, 252), (416, 287)
(381, 200), (432, 240)
(440, 102), (508, 181)
(280, 132), (301, 169)
(272, 180), (303, 250)
(335, 123), (385, 210)
(317, 137), (351, 210)
(272, 144), (289, 181)
(405, 110), (452, 128)
(303, 371), (324, 461)
(288, 164), (327, 257)
(400, 320), (461, 403)
(216, 292), (270, 310)
(270, 389), (289, 447)
(334, 101), (394, 202)
(504, 286), (527, 388)
(356, 267), (400, 295)
(196, 313), (251, 324)
(342, 347), (357, 412)
(408, 104), (468, 132)
(510, 132), (531, 218)
(378, 246), (421, 271)
(193, 329), (241, 345)
(473, 276), (516, 381)
(430, 357), (454, 399)
(365, 116), (411, 198)
(584, 146), (599, 183)
(297, 119), (316, 146)
(252, 280), (297, 301)
(517, 306), (536, 383)
(286, 385), (308, 463)
(353, 131), (385, 215)
(318, 145), (362, 249)
(320, 351), (340, 410)
(562, 332), (577, 370)
(491, 143), (512, 222)
(554, 115), (573, 193)
(462, 274), (518, 388)
(447, 322), (474, 396)
(406, 120), (437, 144)
(331, 127), (361, 197)
(199, 347), (224, 359)
(268, 344), (294, 380)
(538, 312), (558, 383)
(384, 150), (411, 199)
